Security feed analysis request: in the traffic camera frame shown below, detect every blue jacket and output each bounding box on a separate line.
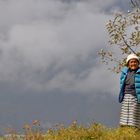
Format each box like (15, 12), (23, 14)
(119, 67), (140, 103)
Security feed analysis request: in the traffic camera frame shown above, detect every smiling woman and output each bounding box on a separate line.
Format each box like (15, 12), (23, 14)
(119, 53), (140, 129)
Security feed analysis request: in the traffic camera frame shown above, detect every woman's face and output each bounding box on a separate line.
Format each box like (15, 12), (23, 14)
(128, 59), (139, 70)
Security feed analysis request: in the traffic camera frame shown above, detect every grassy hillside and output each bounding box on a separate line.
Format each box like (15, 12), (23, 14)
(3, 121), (140, 140)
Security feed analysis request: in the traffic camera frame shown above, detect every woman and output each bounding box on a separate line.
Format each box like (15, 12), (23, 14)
(119, 53), (140, 128)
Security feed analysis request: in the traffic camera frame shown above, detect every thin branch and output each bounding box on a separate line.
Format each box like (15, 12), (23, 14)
(112, 14), (136, 54)
(113, 14), (122, 25)
(131, 0), (140, 8)
(131, 0), (137, 7)
(121, 35), (136, 54)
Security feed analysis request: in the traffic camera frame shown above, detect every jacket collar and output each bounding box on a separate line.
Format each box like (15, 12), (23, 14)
(136, 68), (140, 73)
(121, 66), (140, 74)
(121, 67), (129, 74)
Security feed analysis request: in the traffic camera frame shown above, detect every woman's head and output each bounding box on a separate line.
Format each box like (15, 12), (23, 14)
(126, 54), (139, 70)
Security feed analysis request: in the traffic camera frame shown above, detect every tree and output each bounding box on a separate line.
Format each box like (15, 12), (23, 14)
(99, 0), (140, 73)
(131, 0), (140, 7)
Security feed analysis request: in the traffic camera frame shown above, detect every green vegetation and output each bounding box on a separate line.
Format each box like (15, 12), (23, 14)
(3, 120), (140, 140)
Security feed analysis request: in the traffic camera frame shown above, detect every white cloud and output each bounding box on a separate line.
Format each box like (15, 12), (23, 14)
(0, 0), (120, 96)
(0, 0), (127, 130)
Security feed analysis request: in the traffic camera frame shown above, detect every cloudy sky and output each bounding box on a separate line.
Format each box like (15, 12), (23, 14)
(0, 0), (132, 133)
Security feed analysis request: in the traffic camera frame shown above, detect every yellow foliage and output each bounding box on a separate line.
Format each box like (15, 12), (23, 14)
(3, 120), (140, 140)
